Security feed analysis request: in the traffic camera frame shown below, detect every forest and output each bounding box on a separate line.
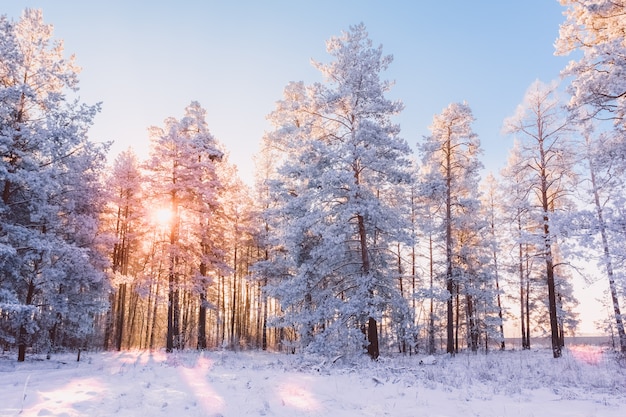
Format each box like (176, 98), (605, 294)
(2, 1), (626, 364)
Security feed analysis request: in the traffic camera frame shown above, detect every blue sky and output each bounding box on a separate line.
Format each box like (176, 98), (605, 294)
(4, 0), (571, 184)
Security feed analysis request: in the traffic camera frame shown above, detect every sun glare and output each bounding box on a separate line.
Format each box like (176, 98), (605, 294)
(153, 207), (173, 226)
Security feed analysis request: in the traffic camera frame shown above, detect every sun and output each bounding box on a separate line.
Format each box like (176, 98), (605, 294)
(152, 207), (173, 227)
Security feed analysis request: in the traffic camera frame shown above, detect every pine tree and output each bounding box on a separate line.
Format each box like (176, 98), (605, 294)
(481, 174), (506, 350)
(418, 102), (484, 354)
(101, 149), (146, 351)
(261, 24), (412, 358)
(556, 0), (626, 126)
(500, 140), (537, 350)
(578, 126), (626, 353)
(503, 80), (578, 358)
(145, 101), (228, 352)
(0, 9), (108, 361)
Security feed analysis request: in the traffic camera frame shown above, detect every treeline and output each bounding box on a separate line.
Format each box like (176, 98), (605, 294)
(2, 2), (626, 362)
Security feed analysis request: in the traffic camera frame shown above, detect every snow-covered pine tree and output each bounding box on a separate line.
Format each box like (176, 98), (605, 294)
(261, 24), (412, 359)
(101, 149), (146, 351)
(557, 1), (626, 352)
(480, 173), (506, 351)
(0, 9), (108, 361)
(556, 0), (626, 127)
(500, 140), (538, 350)
(144, 101), (229, 352)
(417, 102), (485, 354)
(576, 126), (626, 353)
(503, 80), (578, 358)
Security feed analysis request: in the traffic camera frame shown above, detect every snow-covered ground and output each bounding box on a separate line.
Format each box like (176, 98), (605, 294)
(1, 346), (624, 416)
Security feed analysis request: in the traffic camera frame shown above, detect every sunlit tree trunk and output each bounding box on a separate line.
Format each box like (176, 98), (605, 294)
(428, 234), (436, 355)
(444, 129), (455, 355)
(115, 283), (126, 350)
(519, 237), (529, 350)
(166, 192), (180, 352)
(525, 247), (531, 350)
(197, 260), (208, 350)
(230, 246), (238, 348)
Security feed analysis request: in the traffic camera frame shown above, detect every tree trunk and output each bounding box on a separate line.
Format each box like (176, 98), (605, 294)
(115, 283), (126, 351)
(454, 291), (460, 354)
(367, 317), (379, 360)
(428, 234), (436, 355)
(493, 241), (505, 350)
(466, 293), (479, 352)
(18, 279), (36, 362)
(166, 269), (176, 352)
(231, 247), (238, 348)
(519, 236), (528, 349)
(220, 274), (226, 346)
(588, 156), (626, 353)
(357, 213), (378, 359)
(149, 282), (159, 350)
(198, 291), (207, 350)
(525, 266), (531, 349)
(103, 290), (116, 351)
(445, 133), (455, 355)
(144, 281), (154, 349)
(262, 278), (268, 351)
(545, 227), (561, 358)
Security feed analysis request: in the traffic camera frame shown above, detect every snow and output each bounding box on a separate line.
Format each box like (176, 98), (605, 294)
(1, 346), (625, 417)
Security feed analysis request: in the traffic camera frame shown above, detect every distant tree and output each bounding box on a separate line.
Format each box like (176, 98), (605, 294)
(481, 173), (506, 350)
(418, 102), (484, 354)
(253, 124), (292, 351)
(101, 149), (146, 351)
(262, 24), (412, 359)
(503, 80), (578, 358)
(0, 9), (108, 361)
(500, 141), (537, 350)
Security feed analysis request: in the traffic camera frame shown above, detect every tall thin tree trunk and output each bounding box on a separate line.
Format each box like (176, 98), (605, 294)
(445, 132), (455, 355)
(144, 281), (154, 349)
(428, 234), (436, 355)
(544, 219), (561, 358)
(127, 288), (140, 349)
(357, 213), (379, 359)
(262, 277), (268, 351)
(466, 293), (479, 352)
(588, 152), (626, 353)
(198, 291), (207, 349)
(231, 247), (238, 348)
(115, 283), (126, 351)
(166, 273), (175, 352)
(18, 279), (36, 362)
(103, 291), (116, 351)
(525, 261), (531, 349)
(519, 235), (528, 349)
(149, 281), (159, 350)
(454, 291), (460, 354)
(220, 275), (226, 346)
(494, 259), (505, 350)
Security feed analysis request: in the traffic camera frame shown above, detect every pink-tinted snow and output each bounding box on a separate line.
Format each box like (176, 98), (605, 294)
(1, 347), (624, 416)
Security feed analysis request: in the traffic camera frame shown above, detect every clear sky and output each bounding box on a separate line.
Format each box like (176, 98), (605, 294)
(6, 1), (606, 335)
(3, 0), (570, 183)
